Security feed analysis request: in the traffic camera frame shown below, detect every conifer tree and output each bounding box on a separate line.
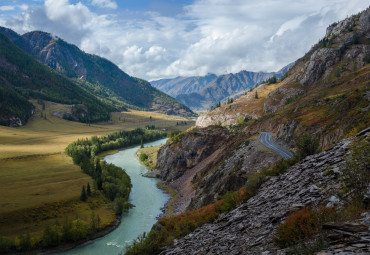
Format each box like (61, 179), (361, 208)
(87, 182), (91, 196)
(80, 185), (87, 201)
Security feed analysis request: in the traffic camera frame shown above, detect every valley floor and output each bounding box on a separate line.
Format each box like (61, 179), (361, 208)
(0, 100), (193, 248)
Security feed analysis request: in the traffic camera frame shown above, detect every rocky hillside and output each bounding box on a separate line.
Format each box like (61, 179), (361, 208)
(196, 8), (370, 149)
(152, 66), (292, 112)
(0, 27), (195, 117)
(124, 9), (369, 255)
(161, 128), (370, 255)
(157, 126), (281, 213)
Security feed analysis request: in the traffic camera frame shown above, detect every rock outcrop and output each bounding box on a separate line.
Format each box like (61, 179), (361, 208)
(160, 128), (370, 255)
(157, 126), (282, 213)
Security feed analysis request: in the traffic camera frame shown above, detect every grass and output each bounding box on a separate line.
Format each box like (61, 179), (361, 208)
(136, 145), (162, 170)
(0, 99), (194, 242)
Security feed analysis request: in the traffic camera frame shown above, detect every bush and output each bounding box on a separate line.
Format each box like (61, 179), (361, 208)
(296, 135), (320, 160)
(341, 139), (370, 206)
(274, 207), (336, 248)
(139, 152), (149, 162)
(0, 236), (14, 253)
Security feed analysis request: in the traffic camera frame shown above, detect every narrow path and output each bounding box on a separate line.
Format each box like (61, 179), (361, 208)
(259, 132), (293, 159)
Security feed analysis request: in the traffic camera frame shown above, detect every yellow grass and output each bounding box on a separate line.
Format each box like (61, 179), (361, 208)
(0, 99), (194, 239)
(136, 145), (163, 170)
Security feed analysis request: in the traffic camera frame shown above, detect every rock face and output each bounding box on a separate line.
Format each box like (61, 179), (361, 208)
(299, 8), (370, 86)
(160, 129), (370, 255)
(157, 127), (281, 213)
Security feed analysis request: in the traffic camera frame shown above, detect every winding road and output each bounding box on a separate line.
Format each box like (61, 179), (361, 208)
(259, 132), (293, 160)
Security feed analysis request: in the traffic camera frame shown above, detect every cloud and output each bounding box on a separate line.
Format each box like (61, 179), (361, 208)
(0, 5), (16, 11)
(91, 0), (117, 9)
(3, 0), (370, 81)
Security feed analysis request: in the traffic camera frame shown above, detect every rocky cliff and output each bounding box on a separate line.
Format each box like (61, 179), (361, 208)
(157, 126), (281, 213)
(160, 128), (370, 255)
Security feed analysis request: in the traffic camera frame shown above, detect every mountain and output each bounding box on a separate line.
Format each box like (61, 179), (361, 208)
(151, 66), (292, 112)
(124, 7), (370, 255)
(0, 33), (114, 126)
(0, 27), (195, 117)
(151, 73), (217, 98)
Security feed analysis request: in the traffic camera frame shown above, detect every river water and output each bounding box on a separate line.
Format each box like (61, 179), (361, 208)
(59, 138), (169, 255)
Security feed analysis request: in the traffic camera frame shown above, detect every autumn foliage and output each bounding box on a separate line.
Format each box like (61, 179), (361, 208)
(274, 207), (336, 248)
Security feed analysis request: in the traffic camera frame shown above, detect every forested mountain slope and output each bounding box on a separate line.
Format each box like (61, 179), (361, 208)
(0, 27), (195, 117)
(0, 33), (113, 126)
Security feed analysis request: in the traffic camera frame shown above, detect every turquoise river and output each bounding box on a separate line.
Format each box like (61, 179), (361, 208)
(59, 138), (169, 255)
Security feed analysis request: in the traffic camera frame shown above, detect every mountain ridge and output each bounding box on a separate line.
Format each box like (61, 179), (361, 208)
(0, 27), (195, 118)
(151, 64), (292, 111)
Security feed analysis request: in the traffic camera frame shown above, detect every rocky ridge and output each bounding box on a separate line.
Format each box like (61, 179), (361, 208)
(196, 8), (370, 128)
(160, 128), (370, 255)
(157, 126), (281, 213)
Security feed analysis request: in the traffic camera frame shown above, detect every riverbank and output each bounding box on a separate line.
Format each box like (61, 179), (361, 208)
(57, 138), (170, 255)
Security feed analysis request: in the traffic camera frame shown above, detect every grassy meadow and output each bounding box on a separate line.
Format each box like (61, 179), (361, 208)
(0, 99), (194, 241)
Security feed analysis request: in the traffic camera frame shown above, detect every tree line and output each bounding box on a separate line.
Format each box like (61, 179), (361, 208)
(65, 127), (166, 213)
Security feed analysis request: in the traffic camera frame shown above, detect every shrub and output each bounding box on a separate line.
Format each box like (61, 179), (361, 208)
(274, 207), (336, 248)
(139, 152), (149, 162)
(296, 135), (320, 160)
(244, 139), (250, 146)
(341, 138), (370, 207)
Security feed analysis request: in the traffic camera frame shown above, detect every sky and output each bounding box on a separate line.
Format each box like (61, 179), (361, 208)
(0, 0), (368, 81)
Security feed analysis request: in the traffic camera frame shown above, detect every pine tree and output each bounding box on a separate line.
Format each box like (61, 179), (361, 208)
(140, 137), (144, 148)
(80, 185), (87, 201)
(255, 91), (259, 99)
(95, 160), (102, 178)
(87, 182), (91, 196)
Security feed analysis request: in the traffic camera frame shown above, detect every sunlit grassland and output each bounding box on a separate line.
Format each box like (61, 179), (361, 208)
(136, 145), (163, 170)
(0, 99), (194, 240)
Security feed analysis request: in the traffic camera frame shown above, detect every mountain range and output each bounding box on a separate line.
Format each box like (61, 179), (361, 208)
(0, 27), (195, 126)
(151, 64), (292, 111)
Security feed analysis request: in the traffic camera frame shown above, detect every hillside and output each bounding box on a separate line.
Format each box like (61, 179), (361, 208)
(0, 33), (113, 126)
(196, 8), (370, 148)
(125, 8), (370, 255)
(0, 27), (195, 117)
(151, 66), (291, 112)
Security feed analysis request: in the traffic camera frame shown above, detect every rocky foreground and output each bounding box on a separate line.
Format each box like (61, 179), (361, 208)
(160, 128), (370, 254)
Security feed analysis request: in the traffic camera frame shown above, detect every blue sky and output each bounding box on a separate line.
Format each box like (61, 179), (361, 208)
(0, 0), (369, 80)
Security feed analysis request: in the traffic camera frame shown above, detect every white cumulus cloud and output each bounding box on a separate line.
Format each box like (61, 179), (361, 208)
(3, 0), (370, 81)
(91, 0), (117, 9)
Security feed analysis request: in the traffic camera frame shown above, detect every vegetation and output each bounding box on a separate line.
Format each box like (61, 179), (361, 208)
(274, 207), (336, 248)
(65, 128), (166, 211)
(0, 85), (34, 126)
(0, 33), (114, 125)
(0, 99), (191, 253)
(3, 30), (194, 116)
(265, 76), (277, 84)
(274, 137), (370, 252)
(296, 135), (321, 160)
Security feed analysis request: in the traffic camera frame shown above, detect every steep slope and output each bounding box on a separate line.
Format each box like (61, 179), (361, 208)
(197, 8), (370, 148)
(0, 33), (113, 126)
(0, 27), (195, 117)
(124, 8), (370, 255)
(161, 128), (370, 255)
(151, 73), (217, 97)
